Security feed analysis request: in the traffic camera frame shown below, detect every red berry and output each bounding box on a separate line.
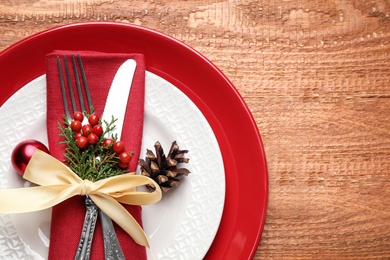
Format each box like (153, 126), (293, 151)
(101, 138), (114, 148)
(118, 161), (129, 169)
(82, 124), (93, 136)
(92, 125), (103, 136)
(119, 151), (132, 164)
(113, 141), (125, 154)
(87, 133), (99, 144)
(74, 132), (83, 140)
(70, 120), (82, 132)
(76, 136), (88, 149)
(88, 114), (100, 126)
(73, 111), (84, 122)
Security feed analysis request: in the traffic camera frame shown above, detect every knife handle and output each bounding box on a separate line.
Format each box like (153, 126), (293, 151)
(100, 210), (126, 260)
(74, 196), (98, 260)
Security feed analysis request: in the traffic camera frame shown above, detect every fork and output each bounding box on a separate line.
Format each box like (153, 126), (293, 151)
(57, 54), (126, 260)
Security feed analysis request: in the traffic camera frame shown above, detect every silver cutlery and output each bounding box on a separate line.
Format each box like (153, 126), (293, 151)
(57, 54), (125, 260)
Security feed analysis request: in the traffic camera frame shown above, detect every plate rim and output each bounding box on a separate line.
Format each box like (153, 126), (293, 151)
(0, 21), (268, 259)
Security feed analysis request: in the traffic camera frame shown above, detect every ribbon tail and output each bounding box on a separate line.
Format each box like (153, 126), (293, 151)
(116, 190), (162, 205)
(0, 185), (81, 214)
(90, 194), (150, 248)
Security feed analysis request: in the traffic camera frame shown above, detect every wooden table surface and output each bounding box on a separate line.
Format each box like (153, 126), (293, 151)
(1, 0), (390, 259)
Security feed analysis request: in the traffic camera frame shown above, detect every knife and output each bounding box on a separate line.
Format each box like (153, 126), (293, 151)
(100, 59), (137, 259)
(99, 59), (137, 259)
(102, 59), (137, 139)
(74, 59), (137, 260)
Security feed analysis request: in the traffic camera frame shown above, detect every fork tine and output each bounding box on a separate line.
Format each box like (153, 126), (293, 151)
(63, 55), (77, 115)
(71, 54), (87, 113)
(77, 54), (94, 112)
(56, 56), (71, 121)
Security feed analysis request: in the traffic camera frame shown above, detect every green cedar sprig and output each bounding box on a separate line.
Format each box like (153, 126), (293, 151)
(58, 115), (128, 181)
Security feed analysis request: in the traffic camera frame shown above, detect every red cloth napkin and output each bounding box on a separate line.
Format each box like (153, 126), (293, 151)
(45, 50), (146, 259)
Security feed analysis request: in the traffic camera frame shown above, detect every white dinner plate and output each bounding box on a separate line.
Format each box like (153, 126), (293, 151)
(0, 72), (225, 259)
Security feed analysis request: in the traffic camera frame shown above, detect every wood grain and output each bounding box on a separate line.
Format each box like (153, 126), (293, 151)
(1, 0), (390, 259)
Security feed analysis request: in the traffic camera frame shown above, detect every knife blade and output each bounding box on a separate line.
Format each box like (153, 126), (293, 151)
(102, 59), (137, 139)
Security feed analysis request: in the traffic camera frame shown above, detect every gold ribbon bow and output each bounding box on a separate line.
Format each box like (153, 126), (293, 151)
(0, 149), (162, 248)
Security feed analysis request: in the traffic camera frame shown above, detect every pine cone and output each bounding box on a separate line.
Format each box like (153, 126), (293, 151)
(139, 141), (190, 192)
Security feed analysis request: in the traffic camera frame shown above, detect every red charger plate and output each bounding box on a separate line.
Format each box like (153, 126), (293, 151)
(0, 22), (268, 259)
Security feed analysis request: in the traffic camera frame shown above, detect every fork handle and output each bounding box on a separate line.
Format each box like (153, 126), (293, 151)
(100, 210), (126, 260)
(73, 197), (126, 260)
(74, 196), (98, 260)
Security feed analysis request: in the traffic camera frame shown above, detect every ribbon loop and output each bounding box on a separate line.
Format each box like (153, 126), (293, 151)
(0, 150), (162, 248)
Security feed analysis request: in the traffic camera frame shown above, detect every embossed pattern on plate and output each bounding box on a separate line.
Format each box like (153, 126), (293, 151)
(0, 72), (225, 260)
(0, 76), (47, 260)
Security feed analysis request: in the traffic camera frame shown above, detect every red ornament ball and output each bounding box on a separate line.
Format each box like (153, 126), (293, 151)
(11, 139), (50, 175)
